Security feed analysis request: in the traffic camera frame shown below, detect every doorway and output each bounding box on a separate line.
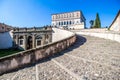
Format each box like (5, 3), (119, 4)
(27, 36), (32, 49)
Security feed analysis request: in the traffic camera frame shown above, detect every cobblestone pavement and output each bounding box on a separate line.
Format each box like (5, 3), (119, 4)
(0, 35), (120, 80)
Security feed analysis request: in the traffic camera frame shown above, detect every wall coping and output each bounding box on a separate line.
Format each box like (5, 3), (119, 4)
(76, 29), (120, 43)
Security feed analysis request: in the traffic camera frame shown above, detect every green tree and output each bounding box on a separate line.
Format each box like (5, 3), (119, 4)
(94, 13), (101, 28)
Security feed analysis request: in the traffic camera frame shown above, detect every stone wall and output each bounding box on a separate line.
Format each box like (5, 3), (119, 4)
(52, 28), (74, 42)
(0, 28), (76, 75)
(76, 28), (120, 43)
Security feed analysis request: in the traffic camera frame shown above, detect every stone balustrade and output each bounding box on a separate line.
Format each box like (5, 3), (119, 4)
(0, 28), (76, 75)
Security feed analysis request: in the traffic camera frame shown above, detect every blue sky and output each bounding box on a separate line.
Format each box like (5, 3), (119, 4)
(0, 0), (119, 28)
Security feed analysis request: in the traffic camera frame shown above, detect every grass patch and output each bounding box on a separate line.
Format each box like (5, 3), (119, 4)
(0, 49), (23, 58)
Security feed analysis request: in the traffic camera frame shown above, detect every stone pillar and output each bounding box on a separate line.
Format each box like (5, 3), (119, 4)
(32, 34), (35, 48)
(24, 35), (27, 50)
(49, 34), (52, 43)
(42, 35), (46, 45)
(16, 34), (19, 45)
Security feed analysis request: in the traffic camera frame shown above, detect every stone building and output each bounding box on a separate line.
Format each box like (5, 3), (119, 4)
(51, 11), (86, 29)
(0, 23), (13, 49)
(109, 10), (120, 31)
(0, 23), (13, 32)
(13, 27), (52, 50)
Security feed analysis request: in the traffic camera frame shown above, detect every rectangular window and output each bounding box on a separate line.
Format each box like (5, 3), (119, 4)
(2, 27), (4, 30)
(19, 39), (23, 45)
(37, 40), (41, 46)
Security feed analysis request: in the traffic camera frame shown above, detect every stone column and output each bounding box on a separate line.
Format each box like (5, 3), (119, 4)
(24, 35), (27, 50)
(16, 34), (19, 45)
(42, 35), (46, 45)
(49, 34), (52, 43)
(32, 34), (35, 48)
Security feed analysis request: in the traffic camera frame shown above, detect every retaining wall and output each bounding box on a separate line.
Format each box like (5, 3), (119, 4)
(0, 28), (76, 75)
(52, 28), (74, 42)
(76, 29), (120, 43)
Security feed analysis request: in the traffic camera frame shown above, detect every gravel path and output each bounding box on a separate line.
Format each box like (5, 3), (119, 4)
(0, 35), (120, 80)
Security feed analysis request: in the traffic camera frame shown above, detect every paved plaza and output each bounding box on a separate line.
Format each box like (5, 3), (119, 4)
(0, 35), (120, 80)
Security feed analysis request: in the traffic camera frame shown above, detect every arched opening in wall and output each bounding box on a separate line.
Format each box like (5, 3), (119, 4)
(27, 36), (32, 49)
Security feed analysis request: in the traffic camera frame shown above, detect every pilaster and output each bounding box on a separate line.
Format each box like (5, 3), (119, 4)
(32, 34), (35, 48)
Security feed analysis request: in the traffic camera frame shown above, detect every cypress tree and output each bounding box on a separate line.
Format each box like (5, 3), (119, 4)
(94, 13), (101, 28)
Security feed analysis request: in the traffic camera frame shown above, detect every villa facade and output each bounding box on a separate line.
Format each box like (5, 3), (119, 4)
(0, 23), (13, 32)
(51, 11), (86, 29)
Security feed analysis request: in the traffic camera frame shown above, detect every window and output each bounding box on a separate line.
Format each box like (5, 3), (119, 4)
(53, 16), (54, 20)
(37, 39), (41, 46)
(56, 15), (58, 19)
(70, 13), (71, 17)
(67, 21), (69, 25)
(19, 36), (24, 45)
(46, 35), (49, 39)
(59, 22), (60, 26)
(61, 22), (63, 25)
(77, 12), (79, 17)
(2, 27), (4, 30)
(70, 21), (72, 25)
(76, 21), (79, 24)
(72, 13), (74, 17)
(72, 21), (74, 24)
(66, 14), (68, 18)
(52, 23), (54, 25)
(19, 39), (23, 45)
(64, 14), (66, 18)
(61, 14), (63, 18)
(64, 21), (66, 25)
